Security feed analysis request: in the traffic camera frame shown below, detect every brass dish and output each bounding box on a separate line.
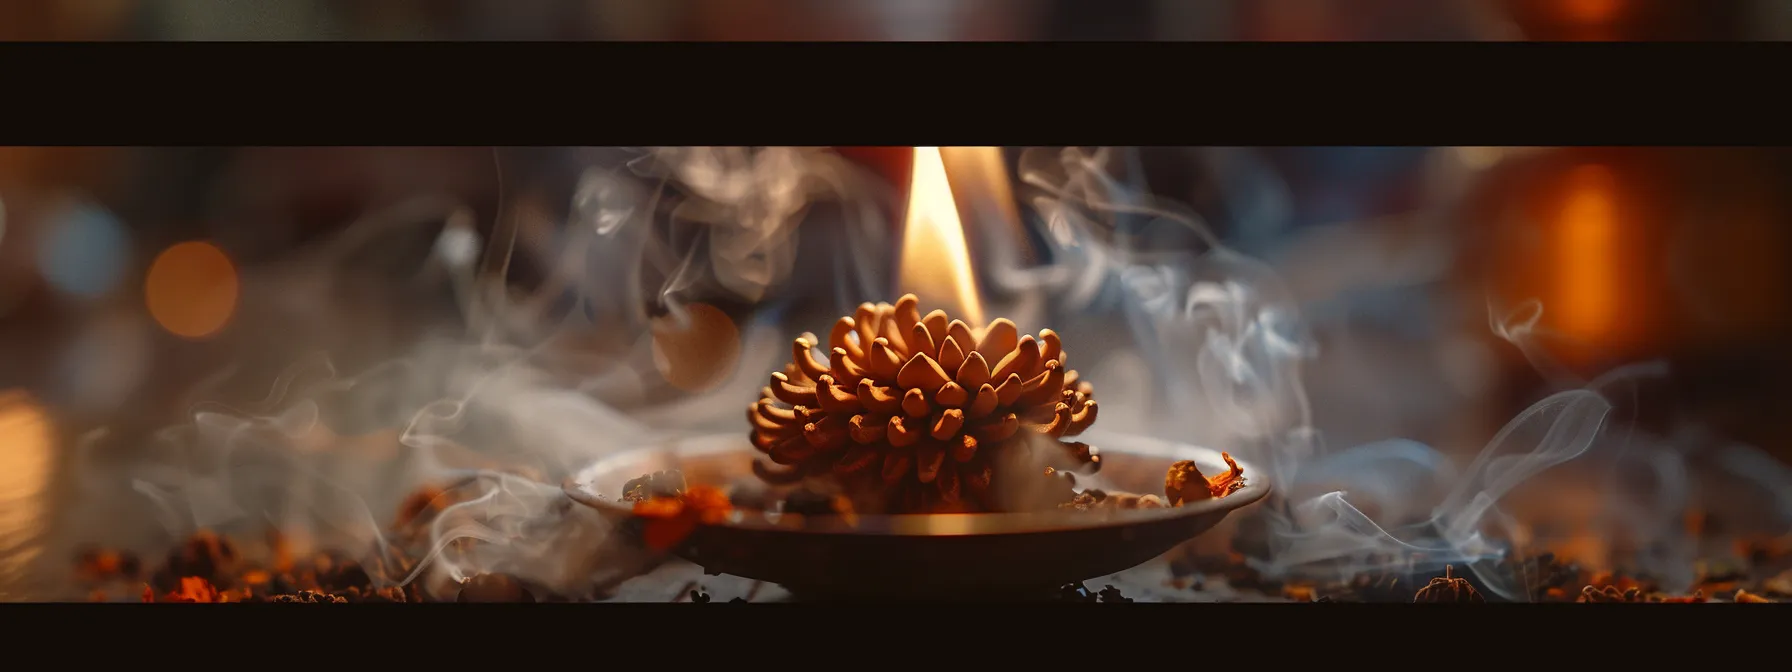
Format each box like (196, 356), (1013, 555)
(564, 430), (1269, 598)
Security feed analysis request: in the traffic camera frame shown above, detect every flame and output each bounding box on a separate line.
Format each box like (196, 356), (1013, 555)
(939, 147), (1028, 263)
(1556, 165), (1617, 343)
(898, 147), (984, 326)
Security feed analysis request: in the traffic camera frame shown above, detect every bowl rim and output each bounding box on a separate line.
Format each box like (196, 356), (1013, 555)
(562, 430), (1271, 537)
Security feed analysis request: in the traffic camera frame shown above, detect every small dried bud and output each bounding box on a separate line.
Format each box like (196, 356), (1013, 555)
(1165, 461), (1211, 506)
(1165, 455), (1248, 505)
(1734, 589), (1774, 603)
(270, 590), (347, 604)
(1412, 566), (1484, 603)
(148, 576), (232, 603)
(1578, 585), (1644, 603)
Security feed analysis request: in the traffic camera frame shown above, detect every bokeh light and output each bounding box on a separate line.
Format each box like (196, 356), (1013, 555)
(1564, 0), (1622, 24)
(1668, 201), (1788, 341)
(0, 390), (52, 592)
(1556, 165), (1618, 343)
(55, 310), (152, 413)
(1453, 147), (1505, 172)
(35, 200), (130, 299)
(434, 217), (481, 269)
(145, 240), (240, 339)
(650, 302), (741, 393)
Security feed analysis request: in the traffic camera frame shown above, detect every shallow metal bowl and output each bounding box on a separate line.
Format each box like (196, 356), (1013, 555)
(564, 431), (1269, 598)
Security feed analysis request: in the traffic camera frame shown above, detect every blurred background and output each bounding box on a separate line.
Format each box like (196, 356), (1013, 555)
(3, 0), (1790, 600)
(2, 0), (1790, 40)
(3, 144), (1790, 598)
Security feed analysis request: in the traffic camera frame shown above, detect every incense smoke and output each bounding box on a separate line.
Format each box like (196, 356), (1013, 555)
(1008, 146), (1787, 599)
(46, 146), (1792, 602)
(63, 148), (894, 600)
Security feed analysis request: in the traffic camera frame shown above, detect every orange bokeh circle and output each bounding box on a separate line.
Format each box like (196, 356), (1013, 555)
(145, 241), (240, 339)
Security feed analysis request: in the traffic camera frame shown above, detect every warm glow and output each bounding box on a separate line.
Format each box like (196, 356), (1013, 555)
(898, 147), (984, 325)
(941, 147), (1032, 269)
(1557, 165), (1617, 341)
(1564, 0), (1621, 23)
(0, 390), (52, 588)
(651, 302), (742, 393)
(145, 241), (239, 339)
(919, 514), (978, 535)
(940, 148), (1021, 230)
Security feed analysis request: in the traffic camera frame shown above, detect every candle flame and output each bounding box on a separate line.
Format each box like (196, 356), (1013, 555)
(941, 147), (1031, 268)
(898, 147), (984, 325)
(1557, 165), (1617, 342)
(940, 148), (1021, 229)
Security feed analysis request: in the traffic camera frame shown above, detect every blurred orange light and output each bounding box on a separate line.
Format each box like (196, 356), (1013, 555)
(1557, 165), (1617, 342)
(1564, 0), (1621, 23)
(145, 240), (239, 339)
(0, 390), (52, 584)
